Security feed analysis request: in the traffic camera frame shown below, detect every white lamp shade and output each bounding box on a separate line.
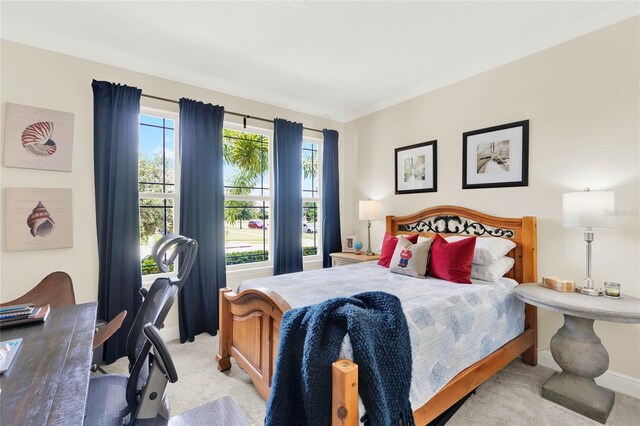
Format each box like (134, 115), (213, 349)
(563, 190), (614, 229)
(359, 200), (381, 221)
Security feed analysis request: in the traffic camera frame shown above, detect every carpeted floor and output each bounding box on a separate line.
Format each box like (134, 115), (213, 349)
(103, 334), (640, 425)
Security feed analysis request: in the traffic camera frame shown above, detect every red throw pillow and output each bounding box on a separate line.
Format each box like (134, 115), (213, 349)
(428, 234), (477, 283)
(378, 232), (419, 268)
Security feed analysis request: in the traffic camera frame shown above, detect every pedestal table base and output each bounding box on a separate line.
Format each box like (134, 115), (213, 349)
(542, 314), (615, 424)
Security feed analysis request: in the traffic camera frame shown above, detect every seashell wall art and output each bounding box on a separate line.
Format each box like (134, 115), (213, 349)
(27, 201), (56, 237)
(5, 188), (73, 251)
(3, 103), (74, 171)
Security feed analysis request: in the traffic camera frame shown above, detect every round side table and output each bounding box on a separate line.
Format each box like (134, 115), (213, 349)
(515, 284), (640, 424)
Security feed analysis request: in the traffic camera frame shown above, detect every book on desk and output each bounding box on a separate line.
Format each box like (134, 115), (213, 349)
(0, 304), (50, 329)
(0, 303), (35, 319)
(0, 338), (23, 374)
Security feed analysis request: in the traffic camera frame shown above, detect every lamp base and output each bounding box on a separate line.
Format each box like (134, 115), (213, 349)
(365, 252), (375, 256)
(575, 286), (603, 296)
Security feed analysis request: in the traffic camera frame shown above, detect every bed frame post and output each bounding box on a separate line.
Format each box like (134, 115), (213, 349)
(216, 287), (232, 371)
(522, 304), (538, 366)
(332, 359), (359, 426)
(521, 216), (538, 366)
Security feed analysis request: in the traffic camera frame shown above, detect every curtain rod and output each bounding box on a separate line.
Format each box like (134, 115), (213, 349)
(141, 93), (324, 134)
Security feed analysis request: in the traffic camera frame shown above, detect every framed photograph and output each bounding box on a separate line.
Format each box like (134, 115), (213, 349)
(3, 103), (74, 172)
(463, 120), (529, 189)
(395, 140), (437, 194)
(5, 188), (73, 251)
(342, 234), (358, 253)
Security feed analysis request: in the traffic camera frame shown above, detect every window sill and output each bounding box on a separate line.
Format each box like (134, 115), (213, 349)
(141, 257), (323, 287)
(226, 256), (323, 277)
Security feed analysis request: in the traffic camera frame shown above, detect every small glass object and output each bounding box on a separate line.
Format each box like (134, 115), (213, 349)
(604, 282), (620, 298)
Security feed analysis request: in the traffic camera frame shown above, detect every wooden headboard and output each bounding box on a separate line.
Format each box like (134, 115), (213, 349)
(386, 205), (537, 284)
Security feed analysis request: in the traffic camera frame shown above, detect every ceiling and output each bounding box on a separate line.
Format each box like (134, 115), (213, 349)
(1, 1), (638, 122)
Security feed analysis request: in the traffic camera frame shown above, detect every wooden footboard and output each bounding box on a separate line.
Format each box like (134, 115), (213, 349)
(216, 286), (291, 400)
(217, 286), (537, 425)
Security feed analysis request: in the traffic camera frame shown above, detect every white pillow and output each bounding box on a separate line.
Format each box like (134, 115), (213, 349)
(471, 256), (515, 282)
(446, 236), (516, 265)
(389, 236), (433, 278)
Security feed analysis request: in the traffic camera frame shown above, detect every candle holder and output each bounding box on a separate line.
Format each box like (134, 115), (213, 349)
(604, 282), (620, 298)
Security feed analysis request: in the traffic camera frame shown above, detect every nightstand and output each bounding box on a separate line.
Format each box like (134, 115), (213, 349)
(329, 252), (380, 267)
(515, 283), (640, 423)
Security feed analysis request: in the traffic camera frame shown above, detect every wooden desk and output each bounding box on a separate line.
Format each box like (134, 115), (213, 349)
(0, 302), (97, 425)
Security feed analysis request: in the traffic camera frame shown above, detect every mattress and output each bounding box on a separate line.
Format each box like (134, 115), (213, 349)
(239, 261), (524, 410)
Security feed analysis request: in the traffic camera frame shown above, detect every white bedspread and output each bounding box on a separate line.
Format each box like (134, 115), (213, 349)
(238, 261), (524, 410)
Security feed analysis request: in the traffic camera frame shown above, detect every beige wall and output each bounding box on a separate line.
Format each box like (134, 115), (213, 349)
(0, 40), (344, 334)
(344, 17), (640, 379)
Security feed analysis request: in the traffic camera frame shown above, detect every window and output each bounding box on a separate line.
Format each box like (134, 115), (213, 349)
(302, 140), (321, 257)
(137, 116), (321, 272)
(223, 127), (322, 267)
(138, 112), (178, 275)
(223, 127), (270, 266)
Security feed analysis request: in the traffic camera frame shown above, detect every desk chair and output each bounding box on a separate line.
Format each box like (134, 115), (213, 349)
(85, 323), (178, 426)
(126, 235), (198, 373)
(0, 271), (75, 308)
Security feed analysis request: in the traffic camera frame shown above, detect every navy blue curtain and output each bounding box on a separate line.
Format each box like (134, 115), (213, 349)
(178, 98), (226, 343)
(273, 119), (303, 275)
(322, 129), (342, 268)
(92, 80), (142, 363)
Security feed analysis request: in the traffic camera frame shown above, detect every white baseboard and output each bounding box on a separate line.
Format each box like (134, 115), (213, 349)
(159, 326), (180, 343)
(538, 350), (640, 399)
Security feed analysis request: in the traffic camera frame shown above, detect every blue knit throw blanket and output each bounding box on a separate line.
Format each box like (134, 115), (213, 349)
(265, 291), (414, 426)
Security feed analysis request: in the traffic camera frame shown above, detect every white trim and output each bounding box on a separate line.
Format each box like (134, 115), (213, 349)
(223, 124), (273, 266)
(226, 263), (273, 279)
(225, 257), (323, 279)
(303, 138), (323, 257)
(538, 350), (640, 399)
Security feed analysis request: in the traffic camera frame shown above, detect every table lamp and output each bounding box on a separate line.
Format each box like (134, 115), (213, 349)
(563, 189), (614, 295)
(359, 200), (381, 256)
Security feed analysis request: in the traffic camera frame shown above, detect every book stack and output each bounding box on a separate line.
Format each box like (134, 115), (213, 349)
(0, 303), (50, 328)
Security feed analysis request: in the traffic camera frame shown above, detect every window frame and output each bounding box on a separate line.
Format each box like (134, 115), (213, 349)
(302, 135), (323, 262)
(138, 107), (180, 283)
(223, 122), (274, 272)
(223, 124), (324, 271)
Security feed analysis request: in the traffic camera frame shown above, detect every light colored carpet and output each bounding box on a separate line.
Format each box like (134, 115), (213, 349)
(103, 334), (640, 425)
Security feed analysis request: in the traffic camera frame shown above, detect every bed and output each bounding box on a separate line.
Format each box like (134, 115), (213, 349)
(216, 206), (538, 425)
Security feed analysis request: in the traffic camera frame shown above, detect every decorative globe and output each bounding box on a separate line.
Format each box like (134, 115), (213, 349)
(354, 241), (363, 252)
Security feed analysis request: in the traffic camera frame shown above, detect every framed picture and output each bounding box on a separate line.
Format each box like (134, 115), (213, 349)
(463, 120), (529, 189)
(5, 188), (73, 251)
(395, 140), (437, 194)
(342, 234), (358, 253)
(3, 103), (74, 172)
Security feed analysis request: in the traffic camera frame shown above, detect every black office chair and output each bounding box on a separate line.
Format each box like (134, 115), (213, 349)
(150, 233), (199, 292)
(84, 323), (178, 426)
(127, 235), (198, 373)
(85, 235), (198, 425)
